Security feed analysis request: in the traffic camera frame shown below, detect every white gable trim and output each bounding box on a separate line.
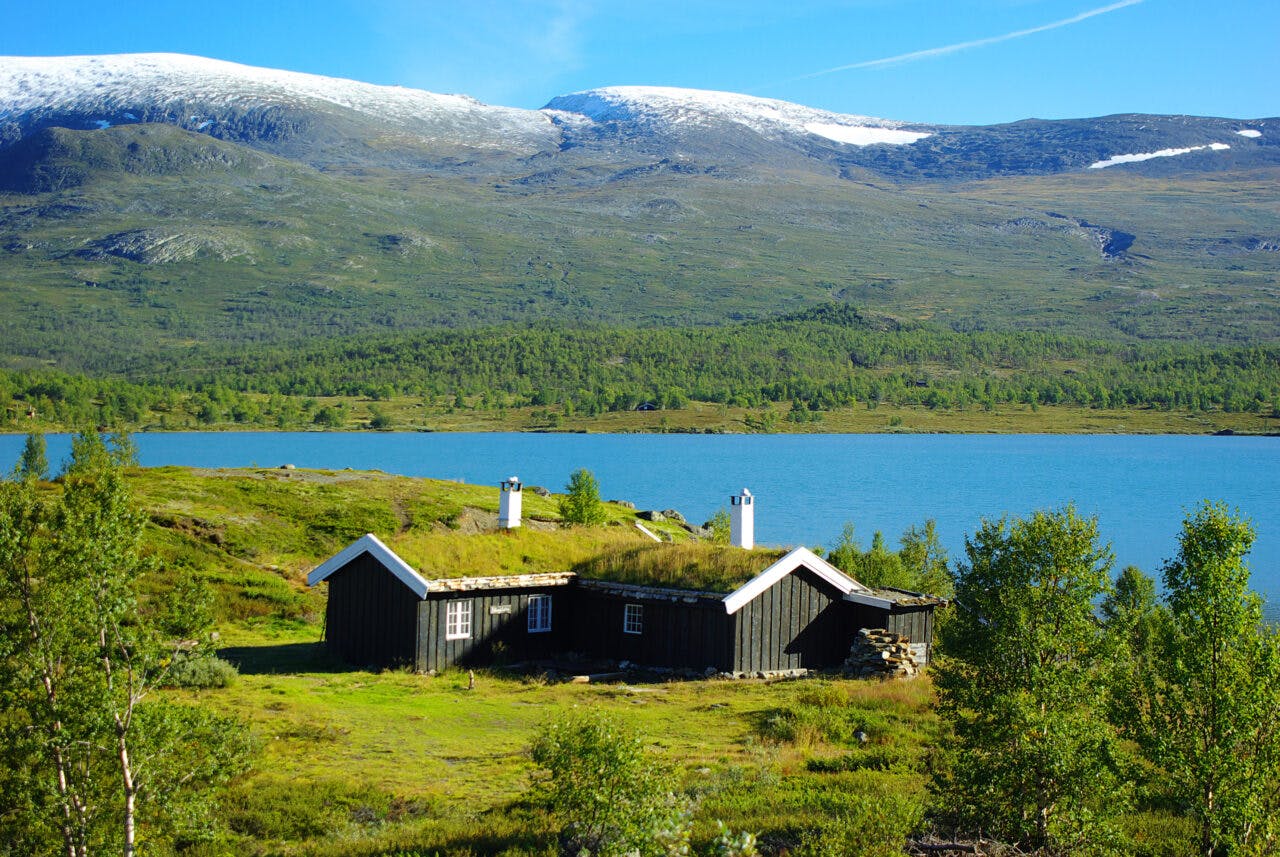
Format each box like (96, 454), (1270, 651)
(306, 533), (430, 599)
(721, 546), (868, 614)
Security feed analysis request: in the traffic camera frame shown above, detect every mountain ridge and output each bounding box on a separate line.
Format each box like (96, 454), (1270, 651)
(1, 52), (1278, 368)
(3, 52), (1275, 179)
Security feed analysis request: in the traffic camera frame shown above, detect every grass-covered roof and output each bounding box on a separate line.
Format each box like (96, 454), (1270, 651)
(125, 466), (792, 622)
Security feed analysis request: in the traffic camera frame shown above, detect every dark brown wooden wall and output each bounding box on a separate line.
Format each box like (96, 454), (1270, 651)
(568, 590), (732, 671)
(417, 589), (566, 672)
(849, 604), (932, 645)
(888, 606), (934, 655)
(731, 569), (851, 672)
(324, 553), (420, 668)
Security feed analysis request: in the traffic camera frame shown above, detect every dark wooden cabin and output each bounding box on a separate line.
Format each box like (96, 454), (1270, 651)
(308, 537), (942, 673)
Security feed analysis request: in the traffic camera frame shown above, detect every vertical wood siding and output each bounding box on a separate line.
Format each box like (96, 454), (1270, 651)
(568, 589), (732, 671)
(323, 552), (420, 668)
(417, 589), (567, 672)
(731, 568), (853, 672)
(322, 558), (937, 673)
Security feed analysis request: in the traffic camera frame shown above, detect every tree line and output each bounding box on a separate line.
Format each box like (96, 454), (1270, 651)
(4, 305), (1276, 431)
(142, 305), (1280, 415)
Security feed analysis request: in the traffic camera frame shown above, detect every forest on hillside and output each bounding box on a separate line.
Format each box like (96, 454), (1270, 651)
(3, 307), (1279, 431)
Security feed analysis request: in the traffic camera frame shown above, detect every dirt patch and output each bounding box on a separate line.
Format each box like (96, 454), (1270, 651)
(448, 507), (559, 534)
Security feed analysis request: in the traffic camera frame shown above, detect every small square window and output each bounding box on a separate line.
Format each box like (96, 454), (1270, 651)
(446, 600), (472, 640)
(528, 594), (552, 633)
(623, 603), (643, 635)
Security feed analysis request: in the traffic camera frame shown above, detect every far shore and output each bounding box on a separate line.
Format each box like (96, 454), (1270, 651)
(6, 398), (1279, 437)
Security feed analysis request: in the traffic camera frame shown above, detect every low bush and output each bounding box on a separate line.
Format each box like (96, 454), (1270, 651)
(161, 652), (239, 688)
(220, 778), (420, 843)
(805, 745), (922, 774)
(794, 792), (924, 857)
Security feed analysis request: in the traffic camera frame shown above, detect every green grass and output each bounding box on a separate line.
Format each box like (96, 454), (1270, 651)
(103, 467), (1197, 855)
(108, 466), (939, 853)
(188, 620), (941, 856)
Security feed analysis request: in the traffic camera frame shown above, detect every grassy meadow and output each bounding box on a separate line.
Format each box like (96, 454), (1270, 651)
(196, 622), (941, 856)
(112, 466), (1198, 856)
(120, 465), (942, 854)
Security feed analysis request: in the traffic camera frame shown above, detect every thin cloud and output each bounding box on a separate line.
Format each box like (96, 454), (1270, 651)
(790, 0), (1143, 81)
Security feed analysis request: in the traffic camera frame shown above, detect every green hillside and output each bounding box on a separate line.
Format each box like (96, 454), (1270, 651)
(2, 125), (1279, 376)
(126, 465), (712, 622)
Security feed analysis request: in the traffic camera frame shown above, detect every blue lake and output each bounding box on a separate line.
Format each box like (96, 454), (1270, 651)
(5, 432), (1277, 614)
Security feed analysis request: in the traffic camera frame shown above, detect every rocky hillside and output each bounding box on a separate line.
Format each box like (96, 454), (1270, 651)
(1, 53), (1278, 368)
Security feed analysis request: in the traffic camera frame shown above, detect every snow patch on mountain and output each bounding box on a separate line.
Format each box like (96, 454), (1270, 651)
(1236, 129), (1262, 138)
(544, 85), (930, 144)
(804, 123), (931, 146)
(1089, 143), (1231, 169)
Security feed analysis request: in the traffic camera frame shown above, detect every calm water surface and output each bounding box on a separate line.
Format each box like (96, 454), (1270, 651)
(6, 432), (1277, 613)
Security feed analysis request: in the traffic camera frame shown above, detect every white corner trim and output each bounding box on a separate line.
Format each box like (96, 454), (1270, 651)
(721, 546), (868, 614)
(306, 533), (430, 599)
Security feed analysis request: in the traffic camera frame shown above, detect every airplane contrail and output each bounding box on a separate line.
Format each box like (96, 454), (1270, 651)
(789, 0), (1143, 81)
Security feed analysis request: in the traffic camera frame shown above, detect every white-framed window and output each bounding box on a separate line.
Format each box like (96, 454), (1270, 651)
(528, 594), (552, 633)
(446, 600), (472, 640)
(623, 603), (643, 635)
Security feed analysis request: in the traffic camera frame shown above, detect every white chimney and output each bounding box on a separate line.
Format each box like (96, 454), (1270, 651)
(499, 476), (522, 528)
(730, 488), (754, 549)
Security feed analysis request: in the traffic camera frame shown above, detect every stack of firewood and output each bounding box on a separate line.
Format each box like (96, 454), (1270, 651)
(843, 627), (922, 678)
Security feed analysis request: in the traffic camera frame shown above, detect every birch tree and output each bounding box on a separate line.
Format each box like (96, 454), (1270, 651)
(1131, 502), (1280, 856)
(0, 432), (248, 856)
(932, 506), (1129, 851)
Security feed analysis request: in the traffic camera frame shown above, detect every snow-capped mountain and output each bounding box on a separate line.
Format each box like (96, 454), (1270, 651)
(3, 52), (1273, 181)
(544, 86), (933, 147)
(1, 53), (1278, 359)
(0, 53), (563, 158)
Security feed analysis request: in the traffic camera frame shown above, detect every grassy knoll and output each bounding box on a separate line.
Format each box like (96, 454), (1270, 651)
(126, 466), (700, 621)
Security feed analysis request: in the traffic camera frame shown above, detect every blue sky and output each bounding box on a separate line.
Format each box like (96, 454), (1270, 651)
(5, 0), (1277, 124)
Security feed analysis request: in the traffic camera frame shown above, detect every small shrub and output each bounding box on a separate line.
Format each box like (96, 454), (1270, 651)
(162, 652), (238, 688)
(805, 746), (921, 773)
(710, 821), (760, 857)
(795, 793), (924, 857)
(530, 710), (690, 857)
(221, 778), (399, 842)
(796, 684), (848, 709)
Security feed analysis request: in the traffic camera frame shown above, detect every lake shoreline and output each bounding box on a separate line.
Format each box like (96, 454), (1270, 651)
(6, 399), (1280, 437)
